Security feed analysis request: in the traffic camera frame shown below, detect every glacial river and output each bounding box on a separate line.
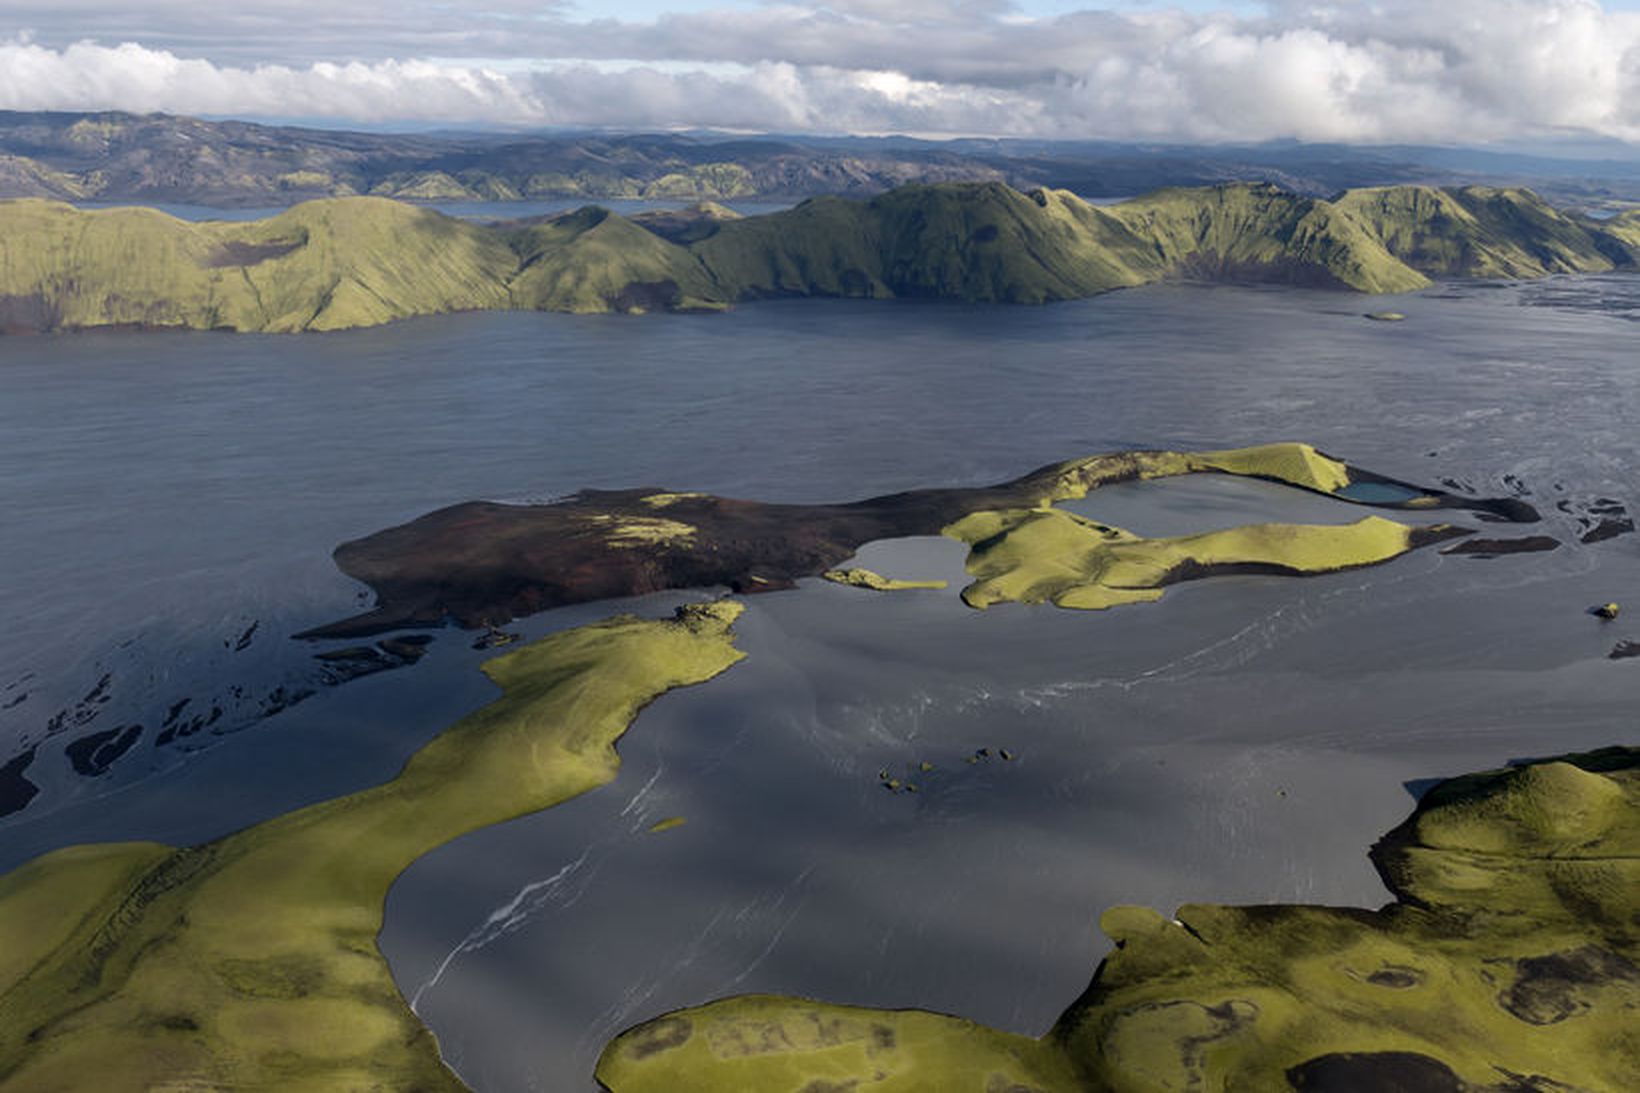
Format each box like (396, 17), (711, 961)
(2, 277), (1638, 1090)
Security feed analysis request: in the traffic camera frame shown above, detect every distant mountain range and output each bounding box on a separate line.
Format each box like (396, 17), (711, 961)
(0, 112), (1006, 207)
(2, 180), (1636, 334)
(4, 110), (1640, 209)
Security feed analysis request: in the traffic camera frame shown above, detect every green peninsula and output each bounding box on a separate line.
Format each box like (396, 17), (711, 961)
(946, 442), (1466, 610)
(4, 181), (1639, 332)
(598, 747), (1640, 1093)
(945, 510), (1449, 610)
(0, 602), (746, 1090)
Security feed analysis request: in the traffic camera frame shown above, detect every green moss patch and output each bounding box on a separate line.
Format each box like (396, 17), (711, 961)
(598, 995), (1081, 1093)
(0, 602), (747, 1090)
(822, 567), (948, 592)
(944, 508), (1451, 611)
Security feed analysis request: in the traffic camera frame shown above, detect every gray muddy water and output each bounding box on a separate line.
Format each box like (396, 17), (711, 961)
(2, 278), (1639, 1090)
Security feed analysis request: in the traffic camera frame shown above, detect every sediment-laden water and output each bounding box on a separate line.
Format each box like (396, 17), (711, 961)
(2, 278), (1638, 1089)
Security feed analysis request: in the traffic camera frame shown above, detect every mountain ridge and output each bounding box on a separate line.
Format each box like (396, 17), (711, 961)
(2, 181), (1637, 333)
(8, 110), (1640, 211)
(0, 110), (1009, 207)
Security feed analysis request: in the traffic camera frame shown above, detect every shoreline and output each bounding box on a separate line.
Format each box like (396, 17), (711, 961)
(4, 180), (1637, 333)
(0, 603), (747, 1090)
(598, 746), (1640, 1092)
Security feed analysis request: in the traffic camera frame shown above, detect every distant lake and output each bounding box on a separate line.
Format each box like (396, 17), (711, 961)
(3, 276), (1639, 1090)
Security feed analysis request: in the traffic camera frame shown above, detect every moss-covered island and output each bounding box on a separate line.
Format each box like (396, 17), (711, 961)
(0, 434), (1630, 1090)
(303, 442), (1531, 639)
(598, 747), (1640, 1093)
(0, 602), (746, 1090)
(945, 510), (1453, 610)
(4, 181), (1640, 332)
(822, 568), (949, 592)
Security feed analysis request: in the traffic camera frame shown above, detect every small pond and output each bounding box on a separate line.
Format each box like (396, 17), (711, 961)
(1335, 481), (1426, 504)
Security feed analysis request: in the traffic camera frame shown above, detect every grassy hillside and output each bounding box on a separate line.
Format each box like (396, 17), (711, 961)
(692, 179), (1630, 302)
(699, 182), (1153, 302)
(1331, 184), (1634, 277)
(0, 197), (512, 332)
(0, 155), (85, 201)
(689, 182), (1428, 301)
(229, 199), (516, 331)
(1, 180), (1635, 332)
(505, 206), (721, 313)
(1109, 183), (1431, 292)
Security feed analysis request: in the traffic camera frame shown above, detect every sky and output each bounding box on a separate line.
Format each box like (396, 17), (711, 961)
(2, 1), (1640, 145)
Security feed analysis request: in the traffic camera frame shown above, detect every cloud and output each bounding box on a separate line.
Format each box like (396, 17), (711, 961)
(526, 62), (1049, 135)
(0, 1), (1638, 144)
(0, 1), (573, 65)
(0, 40), (541, 122)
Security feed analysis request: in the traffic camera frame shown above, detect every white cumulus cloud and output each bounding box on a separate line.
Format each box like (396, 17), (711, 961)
(0, 40), (540, 121)
(0, 1), (1638, 144)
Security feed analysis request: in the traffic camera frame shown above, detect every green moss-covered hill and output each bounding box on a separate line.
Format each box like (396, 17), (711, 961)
(0, 603), (746, 1090)
(0, 197), (514, 333)
(600, 746), (1640, 1092)
(4, 181), (1638, 332)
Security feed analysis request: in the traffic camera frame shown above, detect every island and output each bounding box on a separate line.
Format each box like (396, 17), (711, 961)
(298, 442), (1535, 639)
(0, 441), (1627, 1093)
(3, 181), (1639, 333)
(821, 568), (949, 592)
